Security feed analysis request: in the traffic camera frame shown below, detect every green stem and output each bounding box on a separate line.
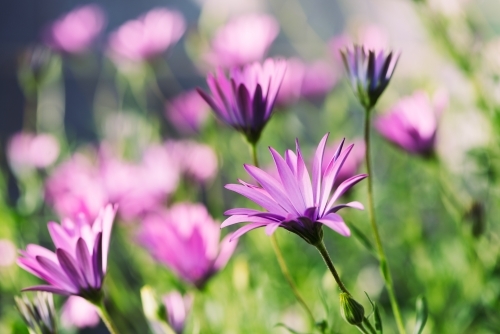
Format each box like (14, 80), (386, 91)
(315, 240), (376, 331)
(314, 240), (350, 294)
(362, 317), (377, 334)
(248, 141), (315, 327)
(364, 108), (406, 334)
(250, 142), (259, 167)
(94, 299), (119, 334)
(357, 321), (376, 334)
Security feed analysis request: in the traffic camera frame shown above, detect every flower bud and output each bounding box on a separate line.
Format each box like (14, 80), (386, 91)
(15, 292), (57, 334)
(340, 292), (365, 326)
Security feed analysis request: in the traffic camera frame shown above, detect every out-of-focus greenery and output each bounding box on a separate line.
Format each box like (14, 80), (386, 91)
(2, 0), (500, 333)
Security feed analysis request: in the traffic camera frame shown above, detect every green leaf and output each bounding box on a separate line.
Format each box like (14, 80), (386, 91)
(350, 223), (374, 253)
(364, 292), (383, 333)
(413, 295), (428, 334)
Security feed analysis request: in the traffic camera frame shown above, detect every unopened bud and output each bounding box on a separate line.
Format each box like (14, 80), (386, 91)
(15, 292), (57, 334)
(340, 292), (365, 326)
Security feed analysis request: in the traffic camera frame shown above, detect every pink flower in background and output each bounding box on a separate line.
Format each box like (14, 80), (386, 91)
(204, 14), (279, 68)
(45, 154), (107, 221)
(18, 205), (116, 298)
(98, 145), (180, 221)
(163, 291), (193, 334)
(322, 139), (365, 189)
(61, 296), (99, 328)
(7, 133), (59, 172)
(300, 60), (337, 99)
(198, 58), (286, 144)
(108, 8), (185, 63)
(166, 90), (210, 134)
(0, 239), (17, 267)
(276, 58), (306, 108)
(375, 90), (448, 156)
(138, 203), (237, 288)
(276, 59), (336, 108)
(45, 4), (106, 54)
(165, 140), (218, 183)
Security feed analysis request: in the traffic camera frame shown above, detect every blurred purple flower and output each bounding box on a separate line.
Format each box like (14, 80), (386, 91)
(341, 45), (399, 109)
(45, 154), (107, 221)
(61, 296), (100, 329)
(108, 8), (185, 63)
(165, 140), (218, 183)
(7, 133), (59, 173)
(100, 145), (180, 221)
(375, 90), (448, 156)
(163, 291), (193, 334)
(275, 58), (306, 108)
(276, 59), (336, 108)
(165, 90), (210, 134)
(204, 14), (279, 68)
(322, 139), (365, 189)
(18, 204), (116, 300)
(45, 4), (106, 54)
(223, 134), (367, 245)
(197, 58), (286, 144)
(300, 60), (337, 99)
(138, 203), (237, 288)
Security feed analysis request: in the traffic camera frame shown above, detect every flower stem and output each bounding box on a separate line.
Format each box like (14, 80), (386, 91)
(314, 240), (350, 295)
(94, 299), (119, 334)
(248, 141), (315, 327)
(364, 108), (405, 334)
(315, 241), (377, 332)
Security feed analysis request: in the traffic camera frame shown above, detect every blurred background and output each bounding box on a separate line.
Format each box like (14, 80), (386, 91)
(2, 0), (500, 333)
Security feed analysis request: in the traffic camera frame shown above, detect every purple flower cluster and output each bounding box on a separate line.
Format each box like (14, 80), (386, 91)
(44, 140), (217, 222)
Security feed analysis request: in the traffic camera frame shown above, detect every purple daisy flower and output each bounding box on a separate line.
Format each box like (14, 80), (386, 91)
(341, 45), (399, 109)
(17, 204), (117, 302)
(222, 133), (368, 245)
(197, 58), (286, 144)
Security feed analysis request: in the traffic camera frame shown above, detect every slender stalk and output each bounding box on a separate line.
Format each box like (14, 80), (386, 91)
(363, 108), (405, 334)
(314, 240), (350, 294)
(315, 240), (376, 332)
(94, 300), (119, 334)
(362, 318), (377, 334)
(248, 141), (315, 326)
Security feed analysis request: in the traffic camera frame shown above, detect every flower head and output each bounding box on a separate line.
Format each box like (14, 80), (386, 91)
(164, 140), (218, 183)
(204, 14), (279, 68)
(8, 133), (60, 174)
(341, 45), (399, 109)
(223, 134), (367, 245)
(165, 90), (210, 134)
(45, 4), (106, 54)
(138, 203), (237, 288)
(375, 90), (447, 157)
(18, 205), (117, 301)
(61, 296), (100, 329)
(108, 8), (185, 63)
(197, 58), (286, 144)
(15, 292), (57, 334)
